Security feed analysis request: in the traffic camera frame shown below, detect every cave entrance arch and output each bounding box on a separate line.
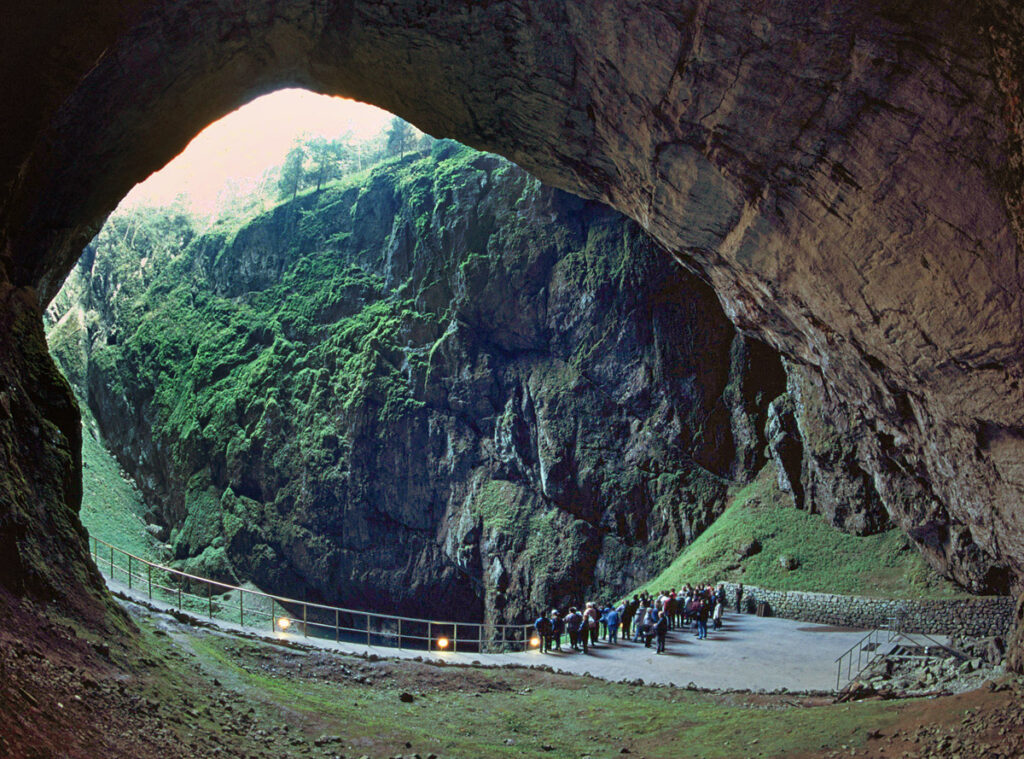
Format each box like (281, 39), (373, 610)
(4, 0), (1024, 644)
(57, 86), (779, 631)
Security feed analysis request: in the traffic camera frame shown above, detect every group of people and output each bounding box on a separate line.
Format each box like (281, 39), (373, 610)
(533, 583), (742, 655)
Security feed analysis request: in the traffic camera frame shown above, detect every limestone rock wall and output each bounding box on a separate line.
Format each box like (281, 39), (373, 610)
(50, 147), (790, 626)
(3, 0), (1024, 656)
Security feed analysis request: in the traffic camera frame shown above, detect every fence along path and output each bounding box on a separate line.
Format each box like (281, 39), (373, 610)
(94, 537), (878, 692)
(90, 536), (536, 653)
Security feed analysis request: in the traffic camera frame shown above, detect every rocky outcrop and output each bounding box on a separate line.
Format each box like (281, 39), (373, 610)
(50, 146), (788, 625)
(0, 281), (118, 630)
(766, 364), (891, 536)
(5, 0), (1024, 659)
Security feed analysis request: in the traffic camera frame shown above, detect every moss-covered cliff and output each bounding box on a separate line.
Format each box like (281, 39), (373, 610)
(48, 143), (793, 624)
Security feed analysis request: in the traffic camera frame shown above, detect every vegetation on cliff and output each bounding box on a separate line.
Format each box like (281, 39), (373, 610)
(638, 467), (964, 599)
(48, 140), (786, 625)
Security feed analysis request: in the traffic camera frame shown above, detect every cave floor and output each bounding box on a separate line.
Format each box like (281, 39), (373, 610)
(103, 575), (910, 693)
(4, 589), (1024, 759)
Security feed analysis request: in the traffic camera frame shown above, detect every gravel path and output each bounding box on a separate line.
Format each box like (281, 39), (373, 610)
(106, 577), (873, 692)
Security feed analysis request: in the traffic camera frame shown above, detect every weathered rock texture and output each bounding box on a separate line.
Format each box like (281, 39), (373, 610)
(767, 362), (891, 536)
(721, 581), (1014, 638)
(48, 146), (785, 625)
(0, 282), (116, 629)
(4, 0), (1024, 659)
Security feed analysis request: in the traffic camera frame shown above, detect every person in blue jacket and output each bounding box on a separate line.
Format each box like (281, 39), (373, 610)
(605, 605), (622, 644)
(534, 612), (553, 653)
(550, 610), (564, 652)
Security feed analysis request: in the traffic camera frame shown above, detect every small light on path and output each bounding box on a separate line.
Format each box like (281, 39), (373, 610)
(277, 617), (291, 631)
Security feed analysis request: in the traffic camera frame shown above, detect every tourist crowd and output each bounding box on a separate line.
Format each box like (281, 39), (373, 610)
(533, 584), (742, 655)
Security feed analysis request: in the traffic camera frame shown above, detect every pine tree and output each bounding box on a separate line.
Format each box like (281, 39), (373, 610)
(385, 117), (416, 159)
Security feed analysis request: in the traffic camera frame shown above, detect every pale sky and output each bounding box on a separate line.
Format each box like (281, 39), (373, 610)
(119, 89), (394, 217)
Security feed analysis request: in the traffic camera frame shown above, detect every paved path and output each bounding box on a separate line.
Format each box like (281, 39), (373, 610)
(106, 577), (868, 692)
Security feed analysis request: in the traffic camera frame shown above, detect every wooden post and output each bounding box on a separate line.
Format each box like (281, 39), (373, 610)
(366, 614), (371, 646)
(335, 609), (339, 643)
(239, 590), (244, 626)
(208, 582), (212, 619)
(428, 621), (433, 652)
(303, 603), (308, 638)
(110, 545), (114, 577)
(397, 618), (402, 651)
(147, 563), (152, 600)
(454, 623), (458, 653)
(128, 555), (132, 590)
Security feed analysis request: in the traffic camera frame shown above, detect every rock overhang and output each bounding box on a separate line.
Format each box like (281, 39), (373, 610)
(3, 0), (1024, 630)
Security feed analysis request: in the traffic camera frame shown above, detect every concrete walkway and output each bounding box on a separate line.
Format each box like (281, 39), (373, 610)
(106, 577), (869, 692)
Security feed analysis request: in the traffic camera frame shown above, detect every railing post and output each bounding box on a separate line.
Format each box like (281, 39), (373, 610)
(110, 545), (114, 577)
(177, 584), (182, 611)
(208, 582), (212, 619)
(428, 621), (433, 651)
(239, 590), (244, 626)
(147, 563), (152, 600)
(335, 609), (339, 643)
(397, 618), (402, 650)
(128, 554), (132, 590)
(303, 603), (308, 638)
(454, 623), (458, 654)
(366, 614), (371, 646)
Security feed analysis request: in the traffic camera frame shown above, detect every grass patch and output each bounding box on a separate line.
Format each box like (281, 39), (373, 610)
(186, 631), (907, 759)
(636, 466), (966, 599)
(78, 406), (165, 563)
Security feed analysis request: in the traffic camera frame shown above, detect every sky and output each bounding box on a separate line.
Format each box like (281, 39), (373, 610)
(119, 89), (394, 217)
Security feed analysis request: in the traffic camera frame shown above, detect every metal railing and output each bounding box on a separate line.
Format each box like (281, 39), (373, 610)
(834, 616), (974, 692)
(90, 537), (538, 653)
(834, 618), (898, 691)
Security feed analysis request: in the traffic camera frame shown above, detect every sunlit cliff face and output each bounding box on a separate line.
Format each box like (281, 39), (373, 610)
(4, 0), (1024, 655)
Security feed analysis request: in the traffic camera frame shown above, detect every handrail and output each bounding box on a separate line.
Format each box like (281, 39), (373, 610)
(892, 629), (969, 661)
(833, 620), (898, 692)
(90, 536), (538, 653)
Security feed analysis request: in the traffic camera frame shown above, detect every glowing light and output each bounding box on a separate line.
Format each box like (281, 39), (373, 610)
(530, 636), (541, 648)
(119, 89), (394, 217)
(437, 636), (450, 650)
(277, 617), (291, 631)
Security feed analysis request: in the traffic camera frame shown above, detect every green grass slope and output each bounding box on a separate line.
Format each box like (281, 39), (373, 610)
(79, 407), (165, 564)
(636, 466), (966, 599)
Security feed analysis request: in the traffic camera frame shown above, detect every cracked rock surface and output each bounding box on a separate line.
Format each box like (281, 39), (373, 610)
(4, 0), (1024, 659)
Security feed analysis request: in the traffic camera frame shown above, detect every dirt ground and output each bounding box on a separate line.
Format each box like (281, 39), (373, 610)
(3, 592), (1024, 759)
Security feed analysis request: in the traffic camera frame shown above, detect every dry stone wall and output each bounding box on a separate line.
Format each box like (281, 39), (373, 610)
(720, 582), (1013, 638)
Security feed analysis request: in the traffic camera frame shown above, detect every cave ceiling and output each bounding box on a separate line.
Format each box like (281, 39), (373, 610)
(3, 0), (1024, 593)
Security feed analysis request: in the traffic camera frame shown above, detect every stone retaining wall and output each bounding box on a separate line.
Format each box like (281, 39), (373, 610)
(718, 583), (1014, 637)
